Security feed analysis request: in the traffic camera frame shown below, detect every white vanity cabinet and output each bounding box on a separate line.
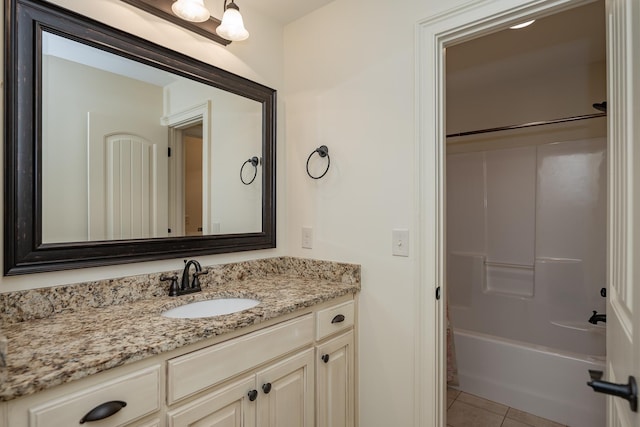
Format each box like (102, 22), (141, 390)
(3, 295), (357, 427)
(167, 349), (315, 427)
(6, 364), (162, 427)
(255, 348), (314, 427)
(166, 315), (314, 405)
(316, 332), (355, 427)
(166, 375), (256, 427)
(315, 301), (356, 427)
(166, 315), (315, 427)
(166, 298), (356, 427)
(0, 402), (6, 426)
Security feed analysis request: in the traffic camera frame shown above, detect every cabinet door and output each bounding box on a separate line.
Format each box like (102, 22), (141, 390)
(14, 365), (161, 427)
(167, 375), (256, 427)
(256, 348), (314, 427)
(316, 331), (355, 427)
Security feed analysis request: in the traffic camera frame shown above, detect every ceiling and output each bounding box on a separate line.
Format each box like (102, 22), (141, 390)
(446, 1), (606, 86)
(229, 0), (335, 24)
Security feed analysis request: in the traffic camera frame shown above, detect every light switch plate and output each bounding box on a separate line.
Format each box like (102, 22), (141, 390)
(392, 229), (410, 257)
(302, 227), (313, 249)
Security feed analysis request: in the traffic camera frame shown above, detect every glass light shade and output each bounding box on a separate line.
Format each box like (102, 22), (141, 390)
(216, 8), (249, 41)
(509, 20), (535, 29)
(171, 0), (210, 23)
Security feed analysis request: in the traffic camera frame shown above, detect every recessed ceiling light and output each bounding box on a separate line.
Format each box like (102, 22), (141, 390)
(510, 20), (536, 30)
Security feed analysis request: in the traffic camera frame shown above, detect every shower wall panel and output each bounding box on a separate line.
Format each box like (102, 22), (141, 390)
(485, 147), (536, 267)
(536, 138), (607, 335)
(446, 137), (606, 356)
(485, 147), (536, 297)
(446, 151), (486, 254)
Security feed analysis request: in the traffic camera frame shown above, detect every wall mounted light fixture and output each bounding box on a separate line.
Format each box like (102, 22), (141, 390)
(121, 0), (249, 45)
(509, 19), (535, 29)
(216, 0), (249, 41)
(171, 0), (210, 22)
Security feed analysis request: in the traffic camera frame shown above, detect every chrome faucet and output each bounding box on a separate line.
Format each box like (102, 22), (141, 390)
(589, 310), (606, 325)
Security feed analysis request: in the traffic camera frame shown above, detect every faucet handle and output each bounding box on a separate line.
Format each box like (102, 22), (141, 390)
(160, 274), (179, 296)
(191, 269), (209, 290)
(194, 268), (209, 276)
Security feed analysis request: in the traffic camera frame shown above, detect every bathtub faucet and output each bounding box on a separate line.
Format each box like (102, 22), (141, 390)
(588, 310), (606, 325)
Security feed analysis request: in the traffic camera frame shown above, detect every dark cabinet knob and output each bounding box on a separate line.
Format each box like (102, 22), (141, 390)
(321, 354), (330, 363)
(331, 314), (345, 324)
(262, 382), (272, 394)
(79, 401), (127, 423)
(248, 389), (258, 401)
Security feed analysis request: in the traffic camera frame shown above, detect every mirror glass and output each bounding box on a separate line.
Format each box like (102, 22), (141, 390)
(4, 0), (275, 275)
(41, 32), (263, 243)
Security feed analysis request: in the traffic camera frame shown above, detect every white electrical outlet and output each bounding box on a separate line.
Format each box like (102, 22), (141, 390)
(302, 227), (313, 249)
(392, 229), (410, 257)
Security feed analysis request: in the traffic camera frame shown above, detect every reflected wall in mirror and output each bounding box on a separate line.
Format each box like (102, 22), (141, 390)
(5, 0), (276, 275)
(41, 32), (262, 243)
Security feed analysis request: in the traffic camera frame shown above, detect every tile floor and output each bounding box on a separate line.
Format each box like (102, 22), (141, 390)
(447, 388), (567, 427)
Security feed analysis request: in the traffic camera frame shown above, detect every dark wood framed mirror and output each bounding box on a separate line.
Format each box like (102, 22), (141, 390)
(4, 0), (276, 275)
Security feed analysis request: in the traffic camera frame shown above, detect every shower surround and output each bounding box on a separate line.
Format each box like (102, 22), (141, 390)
(447, 136), (607, 426)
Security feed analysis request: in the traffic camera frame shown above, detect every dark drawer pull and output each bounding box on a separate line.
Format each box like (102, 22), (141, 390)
(248, 389), (258, 401)
(331, 314), (345, 324)
(79, 400), (127, 424)
(262, 382), (272, 394)
(321, 354), (330, 363)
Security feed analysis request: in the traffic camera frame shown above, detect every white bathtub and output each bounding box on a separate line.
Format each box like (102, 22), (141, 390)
(453, 328), (606, 427)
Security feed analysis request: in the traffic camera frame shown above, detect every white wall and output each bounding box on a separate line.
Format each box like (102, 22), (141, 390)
(211, 102), (262, 234)
(164, 80), (263, 234)
(447, 61), (607, 135)
(42, 55), (164, 243)
(0, 0), (286, 291)
(282, 1), (469, 425)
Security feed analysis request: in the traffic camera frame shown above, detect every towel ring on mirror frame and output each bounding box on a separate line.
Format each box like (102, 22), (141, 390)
(306, 145), (330, 179)
(240, 156), (260, 185)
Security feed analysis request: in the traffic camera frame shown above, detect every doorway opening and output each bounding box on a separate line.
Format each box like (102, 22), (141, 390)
(165, 101), (213, 237)
(168, 119), (205, 237)
(443, 2), (606, 426)
(182, 124), (204, 236)
(417, 0), (638, 426)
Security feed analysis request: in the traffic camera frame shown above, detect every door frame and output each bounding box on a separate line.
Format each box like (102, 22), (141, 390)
(414, 0), (602, 425)
(163, 101), (213, 236)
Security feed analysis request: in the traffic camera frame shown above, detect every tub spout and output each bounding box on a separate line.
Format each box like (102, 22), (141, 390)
(589, 310), (606, 325)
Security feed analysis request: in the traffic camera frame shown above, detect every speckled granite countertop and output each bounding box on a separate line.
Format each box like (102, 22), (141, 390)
(0, 257), (360, 402)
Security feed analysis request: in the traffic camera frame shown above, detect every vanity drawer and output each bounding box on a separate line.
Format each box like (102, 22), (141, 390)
(167, 314), (314, 404)
(316, 300), (355, 340)
(28, 365), (160, 427)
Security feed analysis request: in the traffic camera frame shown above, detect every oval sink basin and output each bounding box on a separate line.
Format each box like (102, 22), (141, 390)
(162, 298), (260, 319)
